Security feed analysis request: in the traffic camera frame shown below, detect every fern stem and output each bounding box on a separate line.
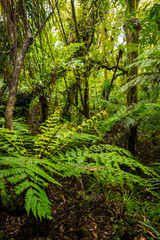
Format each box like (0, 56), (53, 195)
(0, 132), (24, 156)
(39, 125), (62, 159)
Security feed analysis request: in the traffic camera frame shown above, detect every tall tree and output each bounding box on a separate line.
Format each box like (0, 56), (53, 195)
(0, 0), (57, 130)
(58, 0), (103, 120)
(124, 0), (141, 154)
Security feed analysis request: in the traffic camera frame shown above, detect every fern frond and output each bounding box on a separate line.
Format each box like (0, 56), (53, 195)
(34, 108), (75, 158)
(121, 45), (160, 91)
(0, 155), (61, 219)
(34, 109), (108, 159)
(52, 144), (158, 190)
(25, 185), (52, 220)
(77, 110), (108, 131)
(0, 128), (27, 156)
(7, 173), (27, 184)
(25, 188), (34, 216)
(15, 180), (31, 195)
(99, 102), (160, 135)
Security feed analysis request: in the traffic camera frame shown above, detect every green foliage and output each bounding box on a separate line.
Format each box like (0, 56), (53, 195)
(0, 108), (108, 219)
(52, 144), (158, 190)
(69, 132), (103, 149)
(0, 106), (160, 221)
(140, 2), (160, 46)
(139, 220), (160, 239)
(34, 108), (107, 158)
(0, 109), (67, 219)
(0, 128), (27, 156)
(0, 155), (61, 219)
(1, 0), (160, 236)
(34, 107), (73, 158)
(99, 102), (160, 134)
(121, 45), (160, 101)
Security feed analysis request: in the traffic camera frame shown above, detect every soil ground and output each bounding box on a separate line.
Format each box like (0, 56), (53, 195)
(0, 174), (153, 240)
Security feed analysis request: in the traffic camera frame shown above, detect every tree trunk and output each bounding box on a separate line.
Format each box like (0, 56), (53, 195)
(0, 84), (7, 105)
(126, 19), (140, 106)
(84, 78), (90, 118)
(124, 0), (141, 154)
(5, 37), (32, 130)
(3, 0), (57, 130)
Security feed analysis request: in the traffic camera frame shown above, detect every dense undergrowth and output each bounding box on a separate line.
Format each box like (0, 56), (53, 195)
(0, 103), (160, 239)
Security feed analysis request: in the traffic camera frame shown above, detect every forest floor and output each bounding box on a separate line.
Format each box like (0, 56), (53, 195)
(0, 174), (155, 240)
(0, 129), (160, 240)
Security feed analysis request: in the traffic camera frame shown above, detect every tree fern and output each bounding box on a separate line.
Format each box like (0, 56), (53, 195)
(121, 45), (160, 91)
(99, 102), (160, 135)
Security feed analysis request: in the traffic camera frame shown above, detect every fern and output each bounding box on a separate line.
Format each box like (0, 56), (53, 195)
(34, 108), (108, 158)
(68, 132), (103, 149)
(25, 185), (52, 220)
(0, 112), (64, 219)
(0, 128), (27, 156)
(99, 102), (160, 135)
(34, 108), (75, 158)
(0, 155), (61, 219)
(0, 108), (108, 219)
(1, 105), (158, 220)
(52, 144), (158, 191)
(121, 45), (160, 91)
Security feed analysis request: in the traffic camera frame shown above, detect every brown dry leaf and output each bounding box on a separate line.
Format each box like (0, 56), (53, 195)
(134, 236), (146, 240)
(92, 231), (98, 238)
(87, 168), (101, 171)
(93, 223), (98, 229)
(60, 194), (65, 199)
(59, 224), (64, 232)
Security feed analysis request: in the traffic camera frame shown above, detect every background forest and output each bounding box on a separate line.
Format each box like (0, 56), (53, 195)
(0, 0), (160, 239)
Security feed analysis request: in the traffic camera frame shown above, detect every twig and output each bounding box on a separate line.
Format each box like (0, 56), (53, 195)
(107, 49), (123, 100)
(90, 59), (128, 74)
(33, 0), (58, 40)
(137, 224), (157, 238)
(0, 50), (11, 55)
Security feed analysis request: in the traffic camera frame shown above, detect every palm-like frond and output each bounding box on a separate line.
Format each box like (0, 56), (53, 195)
(52, 144), (158, 191)
(0, 105), (159, 220)
(121, 45), (160, 91)
(0, 108), (108, 219)
(0, 155), (61, 219)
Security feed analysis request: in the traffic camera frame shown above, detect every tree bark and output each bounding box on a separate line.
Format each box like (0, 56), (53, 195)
(5, 37), (33, 130)
(70, 0), (81, 43)
(124, 0), (141, 154)
(84, 77), (90, 118)
(3, 0), (58, 130)
(4, 0), (33, 130)
(0, 84), (7, 105)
